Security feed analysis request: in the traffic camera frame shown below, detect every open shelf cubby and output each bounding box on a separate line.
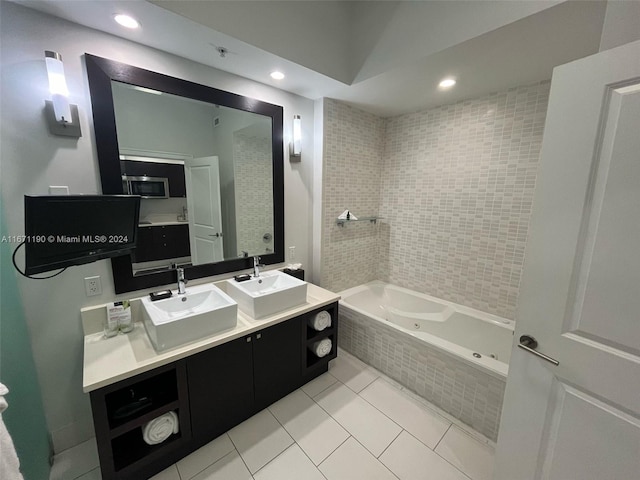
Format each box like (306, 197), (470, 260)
(90, 360), (191, 479)
(111, 415), (183, 472)
(306, 333), (337, 369)
(105, 369), (178, 430)
(302, 304), (338, 373)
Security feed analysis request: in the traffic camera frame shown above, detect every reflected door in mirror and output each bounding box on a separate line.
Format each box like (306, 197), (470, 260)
(185, 156), (224, 264)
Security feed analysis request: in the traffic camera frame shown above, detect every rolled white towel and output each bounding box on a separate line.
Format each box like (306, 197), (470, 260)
(142, 411), (179, 445)
(308, 311), (331, 331)
(310, 338), (332, 358)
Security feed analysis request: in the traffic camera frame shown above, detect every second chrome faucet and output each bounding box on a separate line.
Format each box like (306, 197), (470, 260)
(176, 267), (187, 294)
(252, 256), (265, 278)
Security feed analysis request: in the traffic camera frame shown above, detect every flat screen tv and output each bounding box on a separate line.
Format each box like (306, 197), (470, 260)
(24, 195), (141, 275)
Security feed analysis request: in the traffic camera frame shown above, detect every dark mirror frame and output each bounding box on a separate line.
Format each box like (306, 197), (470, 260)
(85, 54), (284, 294)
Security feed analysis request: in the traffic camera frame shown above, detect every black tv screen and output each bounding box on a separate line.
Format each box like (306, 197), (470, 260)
(24, 195), (141, 275)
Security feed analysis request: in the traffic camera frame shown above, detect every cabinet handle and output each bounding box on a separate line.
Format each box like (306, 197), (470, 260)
(246, 337), (251, 343)
(256, 333), (262, 340)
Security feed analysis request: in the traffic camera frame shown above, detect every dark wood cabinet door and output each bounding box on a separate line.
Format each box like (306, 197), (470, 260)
(133, 225), (190, 263)
(162, 224), (191, 257)
(187, 336), (254, 446)
(252, 319), (302, 410)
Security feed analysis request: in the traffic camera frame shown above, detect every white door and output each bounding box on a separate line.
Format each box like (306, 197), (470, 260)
(184, 156), (224, 265)
(494, 40), (640, 480)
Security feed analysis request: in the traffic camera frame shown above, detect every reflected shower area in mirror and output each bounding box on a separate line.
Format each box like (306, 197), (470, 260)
(112, 82), (274, 275)
(85, 54), (284, 293)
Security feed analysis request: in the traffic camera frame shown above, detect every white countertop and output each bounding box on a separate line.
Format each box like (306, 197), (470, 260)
(82, 282), (339, 393)
(138, 221), (188, 227)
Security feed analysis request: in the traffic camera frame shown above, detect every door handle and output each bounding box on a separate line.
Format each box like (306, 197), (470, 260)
(208, 232), (223, 238)
(518, 335), (559, 366)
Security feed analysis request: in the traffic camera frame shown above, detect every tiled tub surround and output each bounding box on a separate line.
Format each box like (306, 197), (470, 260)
(321, 82), (551, 319)
(320, 99), (384, 292)
(338, 282), (513, 441)
(379, 81), (551, 319)
(233, 132), (274, 255)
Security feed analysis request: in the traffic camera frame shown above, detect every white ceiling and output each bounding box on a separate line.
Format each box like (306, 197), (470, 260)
(14, 0), (607, 116)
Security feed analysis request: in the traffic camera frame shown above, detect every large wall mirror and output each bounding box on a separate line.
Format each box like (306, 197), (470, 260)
(85, 54), (284, 293)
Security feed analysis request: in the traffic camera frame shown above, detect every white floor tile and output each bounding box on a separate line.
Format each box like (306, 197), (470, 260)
(254, 444), (326, 480)
(50, 438), (99, 480)
(435, 425), (495, 480)
(319, 437), (397, 480)
(328, 352), (379, 393)
(301, 372), (338, 397)
(176, 433), (235, 479)
(228, 409), (294, 474)
(269, 389), (349, 465)
(149, 464), (180, 480)
(380, 431), (468, 480)
(315, 382), (401, 457)
(190, 451), (252, 480)
(361, 378), (451, 448)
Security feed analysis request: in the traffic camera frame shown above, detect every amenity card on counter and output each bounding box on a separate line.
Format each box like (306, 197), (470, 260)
(105, 300), (132, 337)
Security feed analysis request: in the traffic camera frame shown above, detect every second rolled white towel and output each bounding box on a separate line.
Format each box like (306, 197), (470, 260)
(142, 411), (179, 445)
(311, 338), (332, 358)
(308, 311), (331, 331)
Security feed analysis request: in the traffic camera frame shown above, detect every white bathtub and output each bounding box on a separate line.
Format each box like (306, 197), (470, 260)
(339, 281), (514, 378)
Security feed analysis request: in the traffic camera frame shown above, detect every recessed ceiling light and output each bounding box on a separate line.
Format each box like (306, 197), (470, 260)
(439, 78), (456, 89)
(270, 71), (285, 80)
(114, 14), (140, 29)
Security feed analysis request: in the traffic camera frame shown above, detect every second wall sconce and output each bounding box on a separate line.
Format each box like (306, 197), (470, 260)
(44, 50), (81, 138)
(290, 115), (301, 160)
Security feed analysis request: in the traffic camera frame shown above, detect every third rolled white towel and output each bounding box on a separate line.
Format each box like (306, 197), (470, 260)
(142, 411), (179, 445)
(311, 338), (332, 358)
(308, 311), (331, 331)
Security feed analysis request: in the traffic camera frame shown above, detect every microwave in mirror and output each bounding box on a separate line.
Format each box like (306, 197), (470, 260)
(122, 175), (169, 198)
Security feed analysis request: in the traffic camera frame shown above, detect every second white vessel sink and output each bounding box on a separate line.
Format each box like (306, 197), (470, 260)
(141, 284), (237, 352)
(226, 270), (307, 319)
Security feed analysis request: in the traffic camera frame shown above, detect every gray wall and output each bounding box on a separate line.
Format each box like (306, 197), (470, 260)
(599, 0), (640, 52)
(0, 2), (314, 453)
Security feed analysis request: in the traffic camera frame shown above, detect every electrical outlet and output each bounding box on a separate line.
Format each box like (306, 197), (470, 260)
(288, 246), (296, 263)
(84, 276), (102, 297)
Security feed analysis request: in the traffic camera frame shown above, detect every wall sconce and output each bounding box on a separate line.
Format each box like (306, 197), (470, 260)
(44, 51), (81, 138)
(290, 115), (301, 160)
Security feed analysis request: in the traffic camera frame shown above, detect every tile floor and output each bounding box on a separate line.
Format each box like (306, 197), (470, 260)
(53, 350), (495, 480)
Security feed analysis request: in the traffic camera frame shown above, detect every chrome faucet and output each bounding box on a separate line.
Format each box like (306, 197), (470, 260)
(252, 256), (265, 278)
(176, 267), (187, 294)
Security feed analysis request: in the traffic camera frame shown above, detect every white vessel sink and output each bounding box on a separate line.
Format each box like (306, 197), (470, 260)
(141, 284), (237, 352)
(225, 270), (307, 319)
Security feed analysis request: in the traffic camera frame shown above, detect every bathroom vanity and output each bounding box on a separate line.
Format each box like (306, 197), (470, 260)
(82, 281), (339, 480)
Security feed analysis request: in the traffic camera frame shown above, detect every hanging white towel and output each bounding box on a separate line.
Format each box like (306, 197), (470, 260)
(310, 338), (332, 358)
(0, 383), (24, 480)
(142, 411), (179, 445)
(308, 311), (331, 331)
(337, 210), (358, 220)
